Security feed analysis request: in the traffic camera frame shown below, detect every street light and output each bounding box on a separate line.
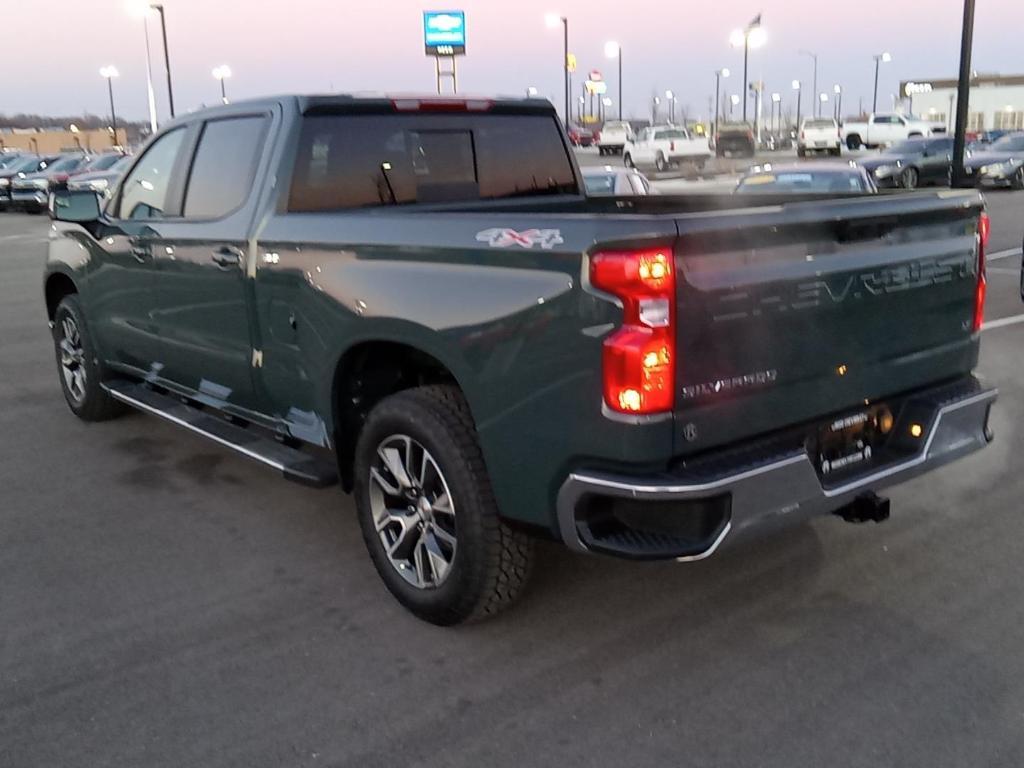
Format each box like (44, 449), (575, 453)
(212, 65), (232, 104)
(729, 14), (764, 122)
(99, 66), (120, 147)
(545, 13), (569, 126)
(833, 84), (843, 120)
(771, 92), (781, 133)
(792, 79), (803, 129)
(125, 1), (159, 132)
(729, 93), (740, 119)
(872, 51), (892, 113)
(604, 41), (622, 120)
(526, 86), (538, 98)
(799, 50), (818, 117)
(713, 68), (730, 143)
(665, 90), (676, 123)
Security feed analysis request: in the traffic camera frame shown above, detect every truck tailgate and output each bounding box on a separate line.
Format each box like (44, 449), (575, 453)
(672, 192), (986, 455)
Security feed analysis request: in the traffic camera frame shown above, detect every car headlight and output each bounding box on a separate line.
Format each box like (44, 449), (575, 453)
(981, 160), (1017, 176)
(873, 165), (896, 177)
(32, 179), (50, 190)
(0, 178), (8, 188)
(89, 178), (109, 191)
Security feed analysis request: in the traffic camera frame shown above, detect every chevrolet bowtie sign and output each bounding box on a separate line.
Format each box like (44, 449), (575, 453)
(423, 10), (466, 56)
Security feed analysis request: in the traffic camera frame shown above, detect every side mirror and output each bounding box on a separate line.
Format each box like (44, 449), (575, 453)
(49, 188), (101, 223)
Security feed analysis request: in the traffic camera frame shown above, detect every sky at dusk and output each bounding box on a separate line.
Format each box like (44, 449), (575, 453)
(4, 0), (1024, 123)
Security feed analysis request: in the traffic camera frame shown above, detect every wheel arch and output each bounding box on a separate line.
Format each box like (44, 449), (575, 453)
(44, 271), (79, 322)
(329, 338), (470, 492)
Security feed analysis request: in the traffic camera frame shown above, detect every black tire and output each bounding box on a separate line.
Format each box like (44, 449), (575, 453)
(830, 147), (842, 157)
(655, 152), (668, 172)
(796, 147), (806, 158)
(901, 167), (919, 190)
(354, 385), (534, 626)
(846, 134), (862, 150)
(52, 294), (125, 421)
(1012, 167), (1024, 191)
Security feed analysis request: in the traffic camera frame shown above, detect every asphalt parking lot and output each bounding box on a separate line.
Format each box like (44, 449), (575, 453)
(1, 195), (1022, 766)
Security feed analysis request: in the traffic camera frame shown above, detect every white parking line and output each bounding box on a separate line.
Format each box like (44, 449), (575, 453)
(988, 247), (1022, 262)
(983, 313), (1024, 331)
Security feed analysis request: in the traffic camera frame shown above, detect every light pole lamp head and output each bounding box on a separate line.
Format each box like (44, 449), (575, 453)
(527, 86), (539, 97)
(729, 29), (746, 48)
(834, 84), (842, 94)
(604, 40), (620, 59)
(747, 27), (767, 49)
(792, 80), (801, 91)
(730, 94), (740, 106)
(819, 92), (829, 103)
(720, 68), (730, 78)
(665, 90), (674, 100)
(100, 65), (119, 79)
(212, 65), (232, 81)
(544, 12), (564, 28)
(877, 51), (892, 63)
(771, 92), (781, 103)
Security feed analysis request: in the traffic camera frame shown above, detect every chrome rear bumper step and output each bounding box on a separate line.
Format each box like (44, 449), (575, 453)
(102, 380), (338, 488)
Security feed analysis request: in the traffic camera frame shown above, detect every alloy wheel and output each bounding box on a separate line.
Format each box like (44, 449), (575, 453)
(368, 434), (457, 589)
(58, 316), (87, 405)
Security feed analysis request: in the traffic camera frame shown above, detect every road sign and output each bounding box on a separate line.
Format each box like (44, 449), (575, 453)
(589, 70), (603, 82)
(566, 53), (577, 73)
(423, 10), (466, 56)
(584, 80), (608, 95)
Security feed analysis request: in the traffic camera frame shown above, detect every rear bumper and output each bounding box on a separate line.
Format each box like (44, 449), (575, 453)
(557, 377), (996, 560)
(10, 189), (47, 207)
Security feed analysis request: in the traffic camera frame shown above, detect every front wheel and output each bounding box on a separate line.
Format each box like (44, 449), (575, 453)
(354, 385), (534, 626)
(1012, 166), (1024, 191)
(52, 295), (125, 421)
(901, 167), (919, 190)
(655, 153), (669, 172)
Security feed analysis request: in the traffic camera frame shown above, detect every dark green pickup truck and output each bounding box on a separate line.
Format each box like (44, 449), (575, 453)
(43, 95), (996, 625)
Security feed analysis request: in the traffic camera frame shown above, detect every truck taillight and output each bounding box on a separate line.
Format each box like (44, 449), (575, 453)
(974, 212), (990, 332)
(670, 141), (676, 151)
(590, 249), (676, 414)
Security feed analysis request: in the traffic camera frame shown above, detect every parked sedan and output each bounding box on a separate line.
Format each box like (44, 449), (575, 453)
(10, 153), (90, 211)
(963, 132), (1024, 189)
(0, 152), (26, 170)
(735, 162), (877, 194)
(567, 123), (595, 147)
(66, 154), (132, 198)
(0, 154), (58, 209)
(858, 136), (955, 189)
(581, 166), (654, 196)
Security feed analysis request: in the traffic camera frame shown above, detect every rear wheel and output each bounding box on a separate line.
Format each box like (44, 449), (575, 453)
(901, 167), (919, 190)
(52, 295), (125, 421)
(655, 152), (669, 172)
(796, 147), (806, 158)
(354, 385), (534, 626)
(1012, 166), (1024, 190)
(847, 134), (862, 150)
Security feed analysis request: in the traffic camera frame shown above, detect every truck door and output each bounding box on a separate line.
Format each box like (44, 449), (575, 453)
(87, 126), (189, 374)
(152, 112), (273, 412)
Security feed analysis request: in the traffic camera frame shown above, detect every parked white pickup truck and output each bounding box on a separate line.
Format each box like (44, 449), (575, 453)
(798, 117), (842, 156)
(843, 113), (946, 150)
(623, 125), (712, 172)
(596, 121), (634, 155)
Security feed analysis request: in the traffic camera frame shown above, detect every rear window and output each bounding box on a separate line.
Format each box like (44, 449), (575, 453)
(288, 113), (577, 211)
(737, 171), (868, 194)
(582, 173), (616, 195)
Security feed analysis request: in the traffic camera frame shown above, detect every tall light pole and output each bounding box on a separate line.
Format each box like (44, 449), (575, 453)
(212, 65), (232, 104)
(151, 4), (175, 118)
(792, 80), (802, 129)
(833, 84), (842, 121)
(100, 66), (120, 147)
(800, 50), (818, 117)
(126, 2), (158, 132)
(771, 92), (781, 134)
(872, 51), (892, 113)
(729, 14), (765, 123)
(714, 68), (730, 142)
(951, 0), (976, 187)
(604, 41), (622, 120)
(665, 90), (676, 123)
(545, 14), (569, 126)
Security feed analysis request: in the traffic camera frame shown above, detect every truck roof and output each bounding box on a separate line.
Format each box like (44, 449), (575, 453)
(177, 94), (557, 122)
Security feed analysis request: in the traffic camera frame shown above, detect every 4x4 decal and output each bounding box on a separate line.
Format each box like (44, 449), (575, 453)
(476, 228), (564, 250)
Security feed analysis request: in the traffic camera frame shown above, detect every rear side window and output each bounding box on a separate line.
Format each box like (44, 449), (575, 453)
(288, 113), (577, 211)
(118, 127), (186, 220)
(184, 116), (268, 219)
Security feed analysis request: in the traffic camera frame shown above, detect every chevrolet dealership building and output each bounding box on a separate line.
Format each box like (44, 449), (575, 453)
(900, 74), (1024, 133)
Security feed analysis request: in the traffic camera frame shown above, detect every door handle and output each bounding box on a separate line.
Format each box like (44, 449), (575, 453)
(211, 246), (243, 268)
(128, 238), (150, 263)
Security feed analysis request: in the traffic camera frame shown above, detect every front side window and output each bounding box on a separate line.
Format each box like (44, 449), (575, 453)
(288, 113), (576, 211)
(117, 128), (185, 220)
(183, 116), (268, 219)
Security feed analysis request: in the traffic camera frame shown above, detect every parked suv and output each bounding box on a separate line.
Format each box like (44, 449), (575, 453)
(11, 153), (90, 212)
(0, 154), (58, 210)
